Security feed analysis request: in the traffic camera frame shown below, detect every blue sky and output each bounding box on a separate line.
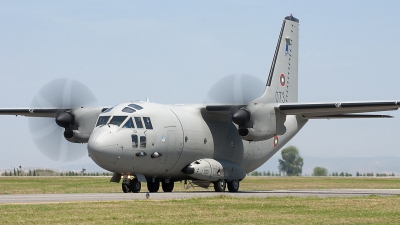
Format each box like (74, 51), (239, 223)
(1, 1), (400, 170)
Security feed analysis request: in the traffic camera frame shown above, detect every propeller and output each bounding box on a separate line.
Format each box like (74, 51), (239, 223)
(204, 74), (264, 126)
(28, 78), (98, 162)
(204, 74), (265, 105)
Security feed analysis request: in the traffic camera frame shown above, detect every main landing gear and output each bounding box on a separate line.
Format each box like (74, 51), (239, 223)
(122, 177), (175, 193)
(147, 179), (175, 192)
(213, 179), (240, 192)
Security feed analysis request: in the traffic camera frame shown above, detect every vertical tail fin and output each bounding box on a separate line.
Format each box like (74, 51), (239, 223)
(254, 15), (299, 104)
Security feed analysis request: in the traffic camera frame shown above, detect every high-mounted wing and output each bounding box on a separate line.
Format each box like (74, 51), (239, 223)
(278, 101), (400, 119)
(0, 108), (62, 117)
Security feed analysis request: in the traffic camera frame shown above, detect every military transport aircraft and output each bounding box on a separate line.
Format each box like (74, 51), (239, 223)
(1, 15), (399, 193)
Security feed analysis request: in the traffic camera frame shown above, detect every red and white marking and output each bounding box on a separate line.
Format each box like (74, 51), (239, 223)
(280, 74), (286, 86)
(273, 135), (279, 148)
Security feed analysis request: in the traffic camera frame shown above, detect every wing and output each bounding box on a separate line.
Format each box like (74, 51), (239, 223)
(204, 101), (400, 120)
(0, 108), (63, 117)
(278, 101), (400, 119)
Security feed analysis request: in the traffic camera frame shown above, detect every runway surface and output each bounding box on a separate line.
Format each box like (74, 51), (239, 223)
(1, 189), (399, 204)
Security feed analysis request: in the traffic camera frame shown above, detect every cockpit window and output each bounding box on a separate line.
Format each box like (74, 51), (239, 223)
(103, 107), (114, 113)
(96, 116), (110, 127)
(122, 107), (136, 113)
(122, 118), (135, 128)
(143, 117), (153, 129)
(134, 117), (144, 128)
(109, 116), (128, 127)
(128, 104), (143, 110)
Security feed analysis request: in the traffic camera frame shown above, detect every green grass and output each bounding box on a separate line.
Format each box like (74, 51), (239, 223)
(0, 195), (399, 224)
(1, 177), (399, 224)
(0, 176), (399, 194)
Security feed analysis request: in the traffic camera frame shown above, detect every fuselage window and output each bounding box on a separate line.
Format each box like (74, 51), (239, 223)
(122, 107), (136, 113)
(134, 117), (144, 128)
(128, 104), (143, 110)
(96, 116), (110, 127)
(132, 135), (138, 148)
(109, 116), (128, 127)
(140, 136), (146, 149)
(143, 117), (153, 129)
(122, 118), (135, 128)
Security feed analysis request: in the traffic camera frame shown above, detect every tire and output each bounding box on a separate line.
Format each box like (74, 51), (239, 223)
(130, 178), (141, 193)
(122, 183), (130, 193)
(227, 180), (239, 192)
(147, 181), (160, 193)
(161, 181), (174, 192)
(213, 179), (226, 192)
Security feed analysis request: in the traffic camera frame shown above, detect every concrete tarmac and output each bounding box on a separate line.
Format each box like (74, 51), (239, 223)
(1, 189), (399, 204)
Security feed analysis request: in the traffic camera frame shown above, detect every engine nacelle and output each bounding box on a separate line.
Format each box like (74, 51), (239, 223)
(237, 103), (287, 141)
(182, 158), (246, 181)
(57, 107), (103, 143)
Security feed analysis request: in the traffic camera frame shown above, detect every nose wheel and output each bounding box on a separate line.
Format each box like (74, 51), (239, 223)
(122, 178), (141, 193)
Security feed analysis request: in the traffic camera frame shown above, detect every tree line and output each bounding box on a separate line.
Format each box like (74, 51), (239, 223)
(1, 168), (112, 176)
(249, 146), (397, 177)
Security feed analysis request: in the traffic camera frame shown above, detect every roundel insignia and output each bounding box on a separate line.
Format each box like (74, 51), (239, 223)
(273, 135), (279, 148)
(279, 74), (286, 86)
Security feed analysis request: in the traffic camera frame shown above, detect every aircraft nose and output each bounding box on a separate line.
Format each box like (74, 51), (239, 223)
(88, 129), (119, 160)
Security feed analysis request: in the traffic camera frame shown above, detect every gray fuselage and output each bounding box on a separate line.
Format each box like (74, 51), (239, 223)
(87, 101), (307, 180)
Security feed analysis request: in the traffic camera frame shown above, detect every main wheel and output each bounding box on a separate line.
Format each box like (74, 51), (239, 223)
(213, 179), (226, 192)
(161, 181), (174, 192)
(147, 181), (160, 193)
(227, 180), (239, 192)
(130, 178), (141, 193)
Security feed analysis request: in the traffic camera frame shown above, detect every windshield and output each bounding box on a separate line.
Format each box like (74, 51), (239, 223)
(96, 116), (110, 126)
(122, 118), (135, 128)
(109, 116), (128, 127)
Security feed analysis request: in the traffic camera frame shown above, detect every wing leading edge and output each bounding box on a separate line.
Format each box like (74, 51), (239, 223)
(205, 101), (399, 119)
(0, 108), (64, 117)
(278, 101), (400, 119)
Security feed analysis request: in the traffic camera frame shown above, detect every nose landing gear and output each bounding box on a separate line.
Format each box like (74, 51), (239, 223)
(122, 177), (141, 193)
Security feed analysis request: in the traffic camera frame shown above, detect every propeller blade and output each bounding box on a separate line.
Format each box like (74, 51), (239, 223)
(204, 74), (265, 105)
(28, 78), (97, 162)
